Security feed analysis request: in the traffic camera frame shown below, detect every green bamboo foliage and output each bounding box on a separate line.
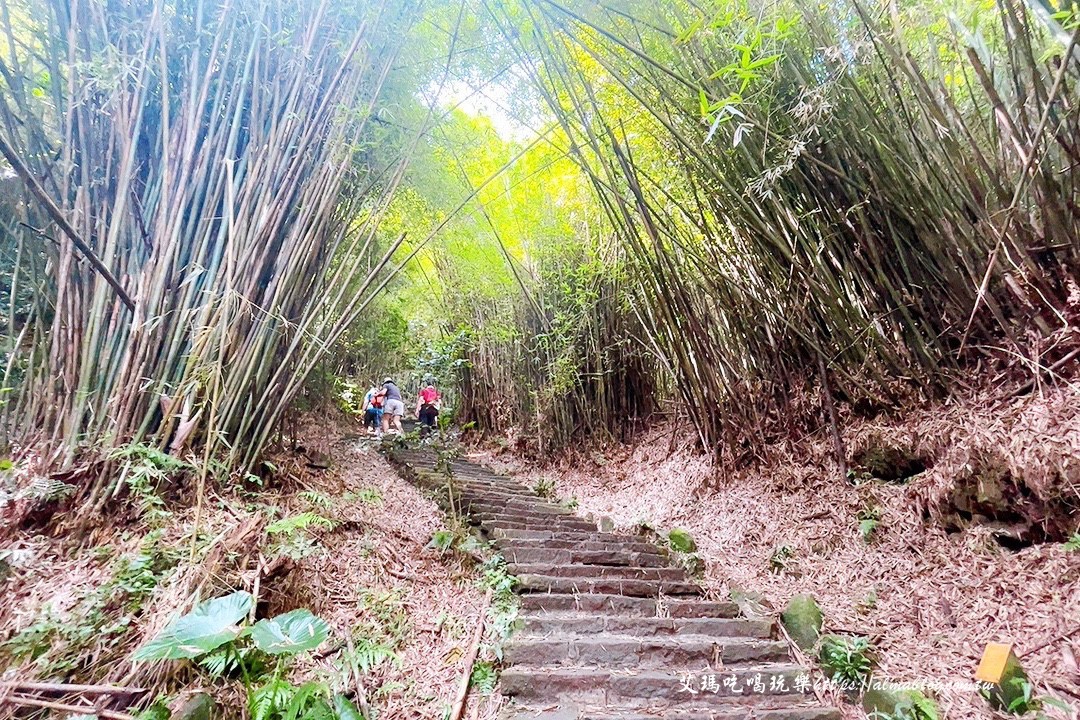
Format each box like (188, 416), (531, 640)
(0, 0), (425, 485)
(486, 0), (1080, 451)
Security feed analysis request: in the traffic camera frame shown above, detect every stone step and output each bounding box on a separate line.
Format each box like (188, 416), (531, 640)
(492, 528), (660, 545)
(500, 665), (813, 704)
(473, 508), (583, 523)
(519, 594), (739, 618)
(518, 613), (772, 639)
(448, 463), (506, 474)
(447, 472), (528, 486)
(496, 538), (668, 557)
(484, 518), (598, 532)
(507, 564), (687, 582)
(504, 635), (789, 668)
(454, 482), (534, 495)
(423, 475), (533, 493)
(516, 574), (701, 597)
(461, 498), (572, 514)
(499, 705), (840, 720)
(439, 487), (540, 503)
(502, 548), (669, 568)
(390, 450), (837, 720)
(476, 509), (594, 523)
(452, 488), (538, 502)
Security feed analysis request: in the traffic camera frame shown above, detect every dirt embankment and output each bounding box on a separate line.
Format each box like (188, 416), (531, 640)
(479, 384), (1080, 720)
(1, 413), (497, 719)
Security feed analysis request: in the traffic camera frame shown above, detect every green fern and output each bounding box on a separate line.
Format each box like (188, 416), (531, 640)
(25, 476), (76, 502)
(352, 487), (382, 506)
(1063, 532), (1080, 552)
(818, 634), (875, 687)
(281, 682), (335, 720)
(298, 491), (332, 509)
(197, 647), (234, 677)
(428, 529), (456, 552)
(109, 443), (192, 473)
(266, 512), (335, 536)
(348, 637), (399, 674)
(109, 443), (192, 523)
(469, 661), (498, 694)
(250, 678), (294, 720)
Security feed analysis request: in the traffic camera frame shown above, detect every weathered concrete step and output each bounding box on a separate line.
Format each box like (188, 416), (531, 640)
(507, 564), (687, 582)
(472, 508), (582, 523)
(492, 528), (661, 545)
(439, 488), (541, 506)
(496, 538), (667, 556)
(515, 574), (700, 597)
(461, 498), (573, 515)
(453, 481), (534, 494)
(417, 473), (532, 493)
(520, 593), (739, 617)
(500, 665), (813, 704)
(477, 510), (594, 524)
(504, 636), (789, 668)
(502, 548), (668, 568)
(499, 705), (840, 720)
(483, 518), (598, 532)
(444, 469), (521, 480)
(518, 613), (772, 639)
(450, 487), (538, 502)
(444, 465), (503, 474)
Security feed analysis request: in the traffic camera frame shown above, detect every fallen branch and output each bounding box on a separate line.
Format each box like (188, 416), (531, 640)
(7, 694), (135, 720)
(0, 681), (147, 695)
(449, 588), (492, 720)
(1009, 347), (1080, 399)
(1019, 624), (1080, 659)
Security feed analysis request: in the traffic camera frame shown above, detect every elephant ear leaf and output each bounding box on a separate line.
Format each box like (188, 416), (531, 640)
(134, 590), (254, 661)
(250, 609), (330, 655)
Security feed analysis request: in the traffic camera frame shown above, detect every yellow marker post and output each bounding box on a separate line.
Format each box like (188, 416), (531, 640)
(975, 642), (1013, 684)
(975, 642), (1033, 713)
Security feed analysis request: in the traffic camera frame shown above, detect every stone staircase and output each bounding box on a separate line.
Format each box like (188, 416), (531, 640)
(389, 447), (839, 720)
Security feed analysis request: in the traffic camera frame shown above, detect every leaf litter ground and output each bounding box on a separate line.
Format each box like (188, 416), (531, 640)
(481, 383), (1080, 720)
(1, 411), (499, 720)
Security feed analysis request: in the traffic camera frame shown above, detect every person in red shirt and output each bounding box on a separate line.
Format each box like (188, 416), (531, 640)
(415, 382), (441, 435)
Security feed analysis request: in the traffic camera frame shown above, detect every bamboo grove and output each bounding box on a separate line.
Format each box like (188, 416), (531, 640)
(3, 0), (1080, 475)
(0, 0), (449, 491)
(452, 0), (1080, 455)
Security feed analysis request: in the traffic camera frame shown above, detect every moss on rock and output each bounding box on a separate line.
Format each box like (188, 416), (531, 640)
(781, 594), (823, 651)
(863, 684), (938, 719)
(667, 528), (696, 553)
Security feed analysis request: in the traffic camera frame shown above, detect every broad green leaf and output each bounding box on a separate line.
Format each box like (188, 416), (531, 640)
(331, 694), (364, 720)
(250, 609), (330, 655)
(133, 590), (253, 660)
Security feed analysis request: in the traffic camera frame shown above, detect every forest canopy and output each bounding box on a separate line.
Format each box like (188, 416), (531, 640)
(0, 0), (1078, 470)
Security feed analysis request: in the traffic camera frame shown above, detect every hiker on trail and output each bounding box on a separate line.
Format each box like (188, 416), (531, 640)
(380, 376), (405, 435)
(361, 383), (384, 436)
(415, 381), (441, 434)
